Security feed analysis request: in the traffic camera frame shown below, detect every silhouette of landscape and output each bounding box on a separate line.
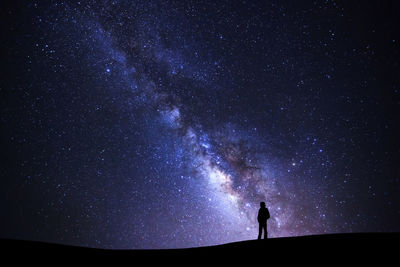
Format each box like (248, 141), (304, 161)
(1, 233), (398, 264)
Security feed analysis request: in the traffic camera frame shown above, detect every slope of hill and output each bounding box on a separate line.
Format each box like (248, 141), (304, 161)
(1, 233), (397, 264)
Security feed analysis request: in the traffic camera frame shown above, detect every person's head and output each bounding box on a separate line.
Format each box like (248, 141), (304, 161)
(260, 202), (266, 208)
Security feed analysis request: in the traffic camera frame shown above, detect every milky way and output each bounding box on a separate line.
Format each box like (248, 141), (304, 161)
(1, 1), (399, 249)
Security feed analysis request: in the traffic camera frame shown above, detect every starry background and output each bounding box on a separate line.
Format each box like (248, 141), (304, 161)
(1, 0), (399, 249)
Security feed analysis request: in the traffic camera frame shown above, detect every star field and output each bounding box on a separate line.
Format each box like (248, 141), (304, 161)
(1, 0), (399, 249)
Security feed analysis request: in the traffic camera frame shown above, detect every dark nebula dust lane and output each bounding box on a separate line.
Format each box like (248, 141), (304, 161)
(1, 1), (399, 249)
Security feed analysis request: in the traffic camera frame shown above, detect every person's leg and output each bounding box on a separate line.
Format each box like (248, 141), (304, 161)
(263, 223), (267, 239)
(258, 223), (262, 239)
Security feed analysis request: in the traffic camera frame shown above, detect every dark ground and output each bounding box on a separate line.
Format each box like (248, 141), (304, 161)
(1, 233), (398, 264)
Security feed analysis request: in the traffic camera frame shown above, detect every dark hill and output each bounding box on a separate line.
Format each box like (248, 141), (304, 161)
(1, 233), (398, 264)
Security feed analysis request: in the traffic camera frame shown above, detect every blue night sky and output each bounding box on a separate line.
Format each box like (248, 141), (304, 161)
(1, 0), (399, 249)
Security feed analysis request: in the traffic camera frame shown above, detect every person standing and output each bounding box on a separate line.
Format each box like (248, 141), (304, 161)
(257, 202), (270, 239)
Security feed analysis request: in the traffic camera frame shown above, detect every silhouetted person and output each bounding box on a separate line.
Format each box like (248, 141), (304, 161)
(257, 202), (270, 239)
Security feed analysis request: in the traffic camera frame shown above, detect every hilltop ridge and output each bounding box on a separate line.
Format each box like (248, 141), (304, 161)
(1, 233), (397, 264)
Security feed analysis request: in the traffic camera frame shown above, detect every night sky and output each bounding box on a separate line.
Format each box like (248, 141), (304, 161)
(1, 0), (399, 249)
